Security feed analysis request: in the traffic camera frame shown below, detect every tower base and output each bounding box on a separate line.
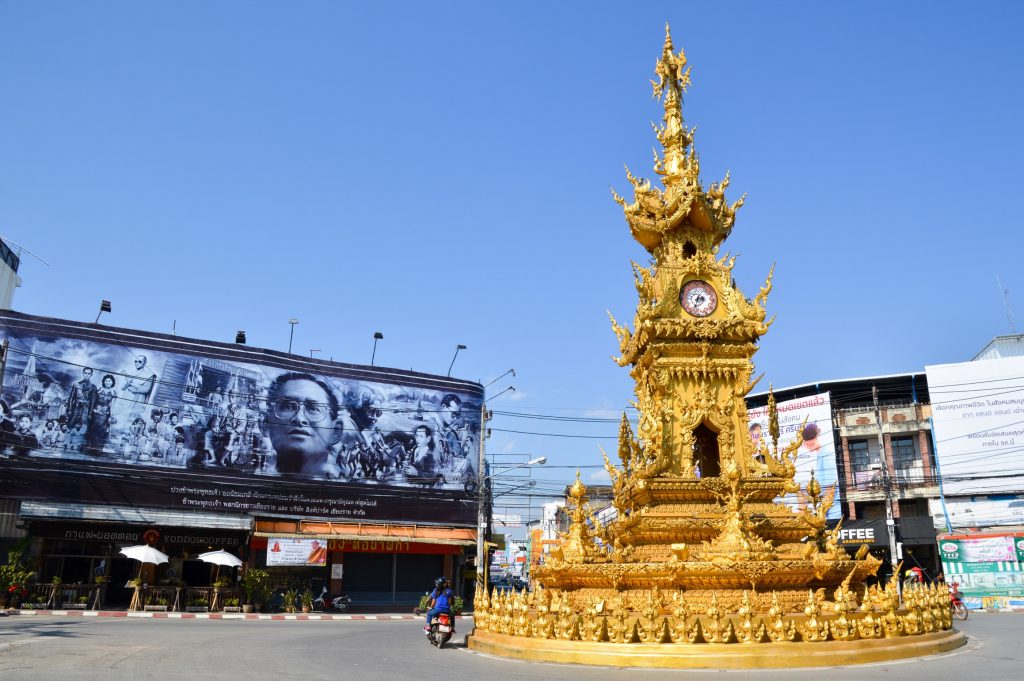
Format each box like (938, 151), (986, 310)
(466, 628), (967, 669)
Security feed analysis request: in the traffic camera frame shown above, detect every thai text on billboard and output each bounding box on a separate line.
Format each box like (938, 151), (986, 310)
(267, 538), (328, 566)
(926, 356), (1024, 496)
(0, 311), (482, 525)
(747, 392), (841, 520)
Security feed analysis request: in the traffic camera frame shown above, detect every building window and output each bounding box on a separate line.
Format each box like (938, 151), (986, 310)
(892, 436), (917, 470)
(849, 440), (870, 471)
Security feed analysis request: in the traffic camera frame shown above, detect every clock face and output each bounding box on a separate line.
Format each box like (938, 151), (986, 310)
(680, 280), (718, 317)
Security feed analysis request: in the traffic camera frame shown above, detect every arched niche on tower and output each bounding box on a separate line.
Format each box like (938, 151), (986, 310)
(691, 422), (721, 478)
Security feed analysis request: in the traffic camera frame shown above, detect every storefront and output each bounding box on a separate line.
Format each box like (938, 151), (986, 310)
(252, 519), (475, 607)
(20, 501), (251, 607)
(0, 311), (483, 611)
(834, 516), (939, 584)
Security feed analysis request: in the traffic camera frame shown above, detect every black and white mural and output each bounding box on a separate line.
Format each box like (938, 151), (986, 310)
(0, 312), (483, 524)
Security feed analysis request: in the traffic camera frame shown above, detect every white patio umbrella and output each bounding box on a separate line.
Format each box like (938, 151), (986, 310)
(119, 545), (169, 611)
(197, 549), (242, 585)
(196, 550), (242, 568)
(119, 544), (170, 571)
(197, 550), (242, 611)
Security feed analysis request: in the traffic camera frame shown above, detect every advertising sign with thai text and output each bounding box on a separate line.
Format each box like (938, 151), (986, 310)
(940, 536), (1018, 563)
(266, 538), (328, 566)
(747, 392), (841, 520)
(926, 356), (1024, 496)
(0, 311), (481, 525)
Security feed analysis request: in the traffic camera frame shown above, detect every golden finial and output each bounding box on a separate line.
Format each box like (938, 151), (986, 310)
(807, 471), (821, 498)
(767, 385), (780, 450)
(568, 468), (588, 501)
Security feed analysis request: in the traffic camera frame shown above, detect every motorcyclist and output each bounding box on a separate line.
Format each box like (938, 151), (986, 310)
(423, 576), (454, 634)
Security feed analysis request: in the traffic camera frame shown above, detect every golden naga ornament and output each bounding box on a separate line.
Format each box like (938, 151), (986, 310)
(467, 24), (965, 668)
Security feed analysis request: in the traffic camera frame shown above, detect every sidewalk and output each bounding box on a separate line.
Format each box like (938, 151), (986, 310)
(3, 608), (475, 621)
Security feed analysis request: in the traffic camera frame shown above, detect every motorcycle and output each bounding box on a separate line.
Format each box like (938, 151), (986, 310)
(313, 586), (352, 612)
(949, 582), (968, 621)
(427, 611), (454, 648)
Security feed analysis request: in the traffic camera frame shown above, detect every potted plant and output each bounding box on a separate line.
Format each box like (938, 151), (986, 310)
(415, 592), (430, 616)
(48, 576), (63, 608)
(223, 597), (241, 613)
(281, 588), (298, 613)
(89, 575), (107, 610)
(0, 548), (35, 609)
(241, 568), (269, 614)
(415, 593), (464, 616)
(300, 589), (314, 613)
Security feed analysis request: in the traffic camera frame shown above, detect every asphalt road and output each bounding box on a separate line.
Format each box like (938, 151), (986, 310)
(0, 612), (1015, 681)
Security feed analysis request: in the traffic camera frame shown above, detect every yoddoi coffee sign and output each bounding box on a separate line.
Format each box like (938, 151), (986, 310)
(835, 519), (887, 547)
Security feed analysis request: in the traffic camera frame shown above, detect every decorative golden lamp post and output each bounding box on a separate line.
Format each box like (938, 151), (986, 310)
(466, 25), (966, 668)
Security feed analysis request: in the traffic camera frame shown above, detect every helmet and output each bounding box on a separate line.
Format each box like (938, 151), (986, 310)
(434, 577), (446, 588)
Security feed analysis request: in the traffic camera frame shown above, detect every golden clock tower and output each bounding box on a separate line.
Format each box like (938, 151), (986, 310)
(609, 25), (772, 483)
(467, 26), (963, 667)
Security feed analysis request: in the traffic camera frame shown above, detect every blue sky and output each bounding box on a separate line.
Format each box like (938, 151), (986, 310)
(2, 2), (1022, 524)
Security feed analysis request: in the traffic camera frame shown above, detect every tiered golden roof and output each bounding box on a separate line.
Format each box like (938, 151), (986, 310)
(468, 25), (964, 667)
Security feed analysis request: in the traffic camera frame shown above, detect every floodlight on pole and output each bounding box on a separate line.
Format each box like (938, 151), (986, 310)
(371, 332), (384, 366)
(485, 386), (516, 403)
(483, 369), (515, 389)
(447, 344), (466, 377)
(491, 478), (537, 499)
(288, 319), (299, 354)
(94, 300), (112, 324)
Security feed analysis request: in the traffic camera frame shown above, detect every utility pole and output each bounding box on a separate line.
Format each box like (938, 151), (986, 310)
(0, 339), (8, 390)
(476, 406), (490, 595)
(873, 385), (901, 584)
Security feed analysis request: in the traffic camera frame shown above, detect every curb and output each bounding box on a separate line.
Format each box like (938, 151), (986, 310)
(3, 609), (474, 621)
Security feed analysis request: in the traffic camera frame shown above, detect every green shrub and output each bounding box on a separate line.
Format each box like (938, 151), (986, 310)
(241, 569), (270, 605)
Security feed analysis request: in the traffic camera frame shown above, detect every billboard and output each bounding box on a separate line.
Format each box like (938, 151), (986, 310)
(926, 356), (1024, 496)
(0, 311), (482, 525)
(939, 534), (1024, 599)
(929, 496), (1024, 529)
(267, 538), (328, 566)
(747, 392), (841, 520)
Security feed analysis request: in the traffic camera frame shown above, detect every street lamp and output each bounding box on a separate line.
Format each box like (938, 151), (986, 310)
(485, 386), (516, 403)
(371, 332), (383, 366)
(477, 456), (545, 590)
(447, 344), (466, 377)
(491, 478), (537, 499)
(94, 300), (112, 324)
(288, 319), (299, 354)
(483, 369), (515, 389)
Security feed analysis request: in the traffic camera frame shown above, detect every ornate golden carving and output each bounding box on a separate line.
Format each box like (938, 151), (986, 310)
(468, 25), (960, 666)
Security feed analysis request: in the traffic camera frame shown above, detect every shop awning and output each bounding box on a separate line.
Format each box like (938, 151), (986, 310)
(19, 501), (253, 531)
(254, 519), (476, 547)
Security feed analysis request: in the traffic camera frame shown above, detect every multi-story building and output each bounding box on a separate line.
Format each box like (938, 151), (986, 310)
(0, 310), (483, 608)
(0, 239), (22, 310)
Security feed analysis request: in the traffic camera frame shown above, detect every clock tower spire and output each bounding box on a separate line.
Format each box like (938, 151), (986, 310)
(609, 23), (774, 481)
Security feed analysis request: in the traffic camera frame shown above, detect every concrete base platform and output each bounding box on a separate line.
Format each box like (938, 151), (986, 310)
(467, 628), (968, 668)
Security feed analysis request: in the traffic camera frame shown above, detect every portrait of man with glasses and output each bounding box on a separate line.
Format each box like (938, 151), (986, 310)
(264, 372), (342, 476)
